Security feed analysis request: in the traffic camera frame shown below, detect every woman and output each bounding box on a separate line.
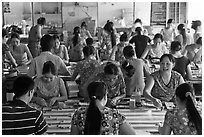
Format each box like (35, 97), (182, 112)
(170, 41), (192, 80)
(71, 46), (100, 99)
(143, 54), (185, 108)
(71, 81), (136, 135)
(84, 62), (126, 108)
(191, 20), (202, 43)
(141, 33), (169, 60)
(52, 35), (69, 65)
(174, 24), (192, 52)
(160, 19), (176, 46)
(99, 20), (117, 61)
(9, 32), (33, 66)
(28, 17), (46, 57)
(31, 61), (67, 107)
(109, 32), (128, 63)
(159, 83), (202, 135)
(69, 26), (85, 62)
(80, 21), (92, 40)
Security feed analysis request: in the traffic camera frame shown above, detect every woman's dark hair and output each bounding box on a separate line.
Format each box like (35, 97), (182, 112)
(37, 17), (46, 25)
(2, 28), (8, 38)
(196, 37), (202, 45)
(42, 61), (56, 75)
(40, 34), (54, 51)
(123, 45), (135, 58)
(170, 41), (182, 53)
(160, 54), (175, 64)
(104, 62), (119, 75)
(83, 46), (95, 57)
(153, 33), (163, 41)
(72, 26), (80, 47)
(84, 82), (107, 135)
(134, 18), (142, 24)
(175, 83), (202, 135)
(13, 75), (34, 98)
(104, 20), (116, 47)
(135, 27), (142, 36)
(167, 19), (173, 24)
(86, 37), (93, 46)
(191, 20), (201, 30)
(122, 61), (135, 77)
(120, 32), (128, 42)
(177, 24), (187, 46)
(81, 21), (87, 29)
(11, 32), (20, 39)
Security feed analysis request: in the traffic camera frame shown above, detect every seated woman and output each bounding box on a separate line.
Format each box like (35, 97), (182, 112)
(9, 32), (33, 66)
(83, 62), (126, 108)
(141, 33), (169, 60)
(31, 61), (67, 107)
(80, 21), (92, 41)
(183, 37), (202, 64)
(143, 54), (185, 108)
(71, 81), (136, 135)
(52, 35), (69, 65)
(170, 41), (193, 80)
(71, 46), (100, 99)
(159, 83), (202, 135)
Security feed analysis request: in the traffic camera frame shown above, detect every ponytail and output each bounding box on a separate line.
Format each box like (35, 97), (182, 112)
(111, 31), (116, 47)
(84, 97), (102, 135)
(177, 24), (187, 46)
(186, 95), (202, 135)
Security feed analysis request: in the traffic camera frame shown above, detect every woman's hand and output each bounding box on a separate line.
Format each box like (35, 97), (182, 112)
(38, 98), (47, 107)
(111, 97), (120, 106)
(49, 97), (57, 107)
(153, 98), (162, 108)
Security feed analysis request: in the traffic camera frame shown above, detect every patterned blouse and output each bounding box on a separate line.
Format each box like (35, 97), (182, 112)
(34, 76), (65, 103)
(151, 70), (182, 102)
(71, 107), (126, 135)
(164, 108), (198, 135)
(96, 72), (126, 99)
(74, 58), (100, 86)
(52, 45), (68, 61)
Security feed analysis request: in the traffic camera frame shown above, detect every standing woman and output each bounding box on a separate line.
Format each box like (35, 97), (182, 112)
(80, 21), (92, 40)
(159, 83), (202, 135)
(9, 32), (33, 66)
(28, 17), (46, 58)
(71, 81), (136, 135)
(174, 24), (192, 52)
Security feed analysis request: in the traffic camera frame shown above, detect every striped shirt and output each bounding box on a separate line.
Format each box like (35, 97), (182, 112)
(2, 99), (48, 135)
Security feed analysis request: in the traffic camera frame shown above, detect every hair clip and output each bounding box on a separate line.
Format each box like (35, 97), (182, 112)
(185, 92), (192, 98)
(92, 96), (96, 99)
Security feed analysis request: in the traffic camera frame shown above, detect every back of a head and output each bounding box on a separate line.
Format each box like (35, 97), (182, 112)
(120, 32), (128, 42)
(104, 62), (119, 75)
(177, 24), (185, 31)
(83, 45), (94, 57)
(175, 83), (202, 135)
(42, 61), (56, 75)
(134, 18), (142, 24)
(135, 27), (142, 35)
(123, 45), (135, 58)
(167, 19), (173, 24)
(73, 26), (80, 35)
(37, 17), (46, 25)
(40, 34), (54, 51)
(2, 28), (8, 38)
(191, 20), (201, 30)
(81, 21), (87, 28)
(104, 21), (113, 33)
(13, 76), (34, 98)
(86, 37), (93, 46)
(11, 32), (20, 39)
(196, 37), (202, 45)
(170, 41), (182, 52)
(84, 82), (107, 135)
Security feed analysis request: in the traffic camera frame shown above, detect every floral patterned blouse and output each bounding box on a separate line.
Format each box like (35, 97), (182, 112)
(34, 76), (66, 102)
(164, 108), (198, 135)
(151, 70), (182, 102)
(74, 57), (100, 86)
(100, 31), (113, 60)
(95, 72), (126, 99)
(71, 107), (126, 135)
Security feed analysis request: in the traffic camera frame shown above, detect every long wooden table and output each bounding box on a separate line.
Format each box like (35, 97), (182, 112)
(42, 101), (166, 135)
